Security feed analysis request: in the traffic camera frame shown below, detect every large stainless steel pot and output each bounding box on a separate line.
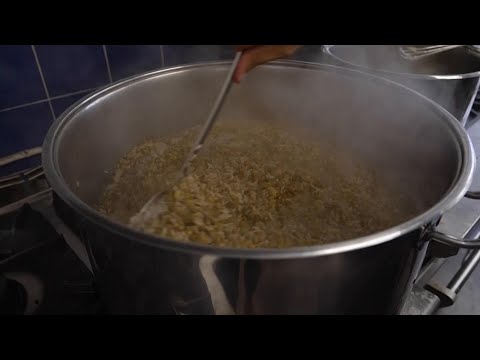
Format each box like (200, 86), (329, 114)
(42, 61), (480, 314)
(323, 45), (480, 126)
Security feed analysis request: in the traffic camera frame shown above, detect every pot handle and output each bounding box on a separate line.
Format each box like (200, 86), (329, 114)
(431, 231), (480, 249)
(465, 191), (480, 199)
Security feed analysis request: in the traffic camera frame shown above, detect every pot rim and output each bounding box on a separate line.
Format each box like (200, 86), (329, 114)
(42, 60), (476, 259)
(323, 45), (480, 80)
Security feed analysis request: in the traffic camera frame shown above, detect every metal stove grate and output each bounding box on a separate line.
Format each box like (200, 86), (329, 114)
(466, 89), (480, 129)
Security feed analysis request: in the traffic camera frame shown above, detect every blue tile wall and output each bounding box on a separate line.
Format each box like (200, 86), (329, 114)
(0, 102), (54, 152)
(51, 90), (94, 118)
(163, 45), (235, 66)
(0, 45), (46, 109)
(0, 102), (54, 175)
(35, 45), (110, 96)
(107, 45), (164, 81)
(0, 45), (321, 177)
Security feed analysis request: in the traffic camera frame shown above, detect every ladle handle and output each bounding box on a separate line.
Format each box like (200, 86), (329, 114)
(179, 51), (242, 178)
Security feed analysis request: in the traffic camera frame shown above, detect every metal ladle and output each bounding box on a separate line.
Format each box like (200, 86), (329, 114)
(399, 45), (464, 61)
(129, 51), (243, 228)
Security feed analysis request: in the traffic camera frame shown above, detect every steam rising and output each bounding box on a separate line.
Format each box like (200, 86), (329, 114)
(62, 45), (479, 233)
(299, 45), (480, 121)
(229, 45), (479, 215)
(167, 45), (235, 65)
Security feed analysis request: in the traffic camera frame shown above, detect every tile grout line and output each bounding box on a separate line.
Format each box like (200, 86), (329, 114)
(0, 88), (100, 114)
(160, 45), (165, 67)
(3, 44), (174, 115)
(0, 99), (49, 114)
(50, 87), (99, 101)
(31, 45), (57, 120)
(102, 45), (113, 83)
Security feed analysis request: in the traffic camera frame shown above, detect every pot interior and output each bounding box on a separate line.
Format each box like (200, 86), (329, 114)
(50, 63), (464, 240)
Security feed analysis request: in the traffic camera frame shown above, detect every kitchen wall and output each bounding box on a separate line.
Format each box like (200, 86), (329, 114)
(0, 44), (324, 176)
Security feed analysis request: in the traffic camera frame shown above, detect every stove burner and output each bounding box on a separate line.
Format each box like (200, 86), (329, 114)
(2, 272), (43, 315)
(0, 205), (101, 314)
(0, 274), (27, 315)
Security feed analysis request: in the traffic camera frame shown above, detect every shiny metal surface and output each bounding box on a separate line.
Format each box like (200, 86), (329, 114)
(131, 52), (242, 227)
(400, 45), (464, 61)
(430, 232), (480, 249)
(43, 62), (478, 314)
(448, 249), (480, 294)
(324, 45), (480, 79)
(402, 120), (480, 314)
(401, 285), (441, 315)
(324, 45), (480, 124)
(0, 188), (52, 216)
(435, 116), (480, 240)
(75, 210), (425, 314)
(422, 242), (480, 309)
(462, 77), (480, 128)
(0, 147), (42, 167)
(179, 52), (242, 177)
(465, 191), (480, 199)
(434, 225), (480, 292)
(399, 45), (480, 63)
(429, 116), (480, 249)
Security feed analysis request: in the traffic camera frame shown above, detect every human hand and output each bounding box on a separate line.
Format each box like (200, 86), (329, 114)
(233, 45), (303, 83)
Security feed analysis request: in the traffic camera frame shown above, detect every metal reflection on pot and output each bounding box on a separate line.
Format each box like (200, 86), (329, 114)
(42, 61), (480, 314)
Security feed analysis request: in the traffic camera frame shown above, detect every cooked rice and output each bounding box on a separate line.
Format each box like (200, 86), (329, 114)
(98, 120), (416, 249)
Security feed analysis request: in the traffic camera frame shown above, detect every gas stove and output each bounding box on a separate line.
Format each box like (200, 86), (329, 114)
(2, 96), (480, 315)
(401, 100), (480, 315)
(0, 169), (101, 314)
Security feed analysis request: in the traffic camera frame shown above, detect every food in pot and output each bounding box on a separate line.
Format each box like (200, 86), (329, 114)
(98, 120), (419, 249)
